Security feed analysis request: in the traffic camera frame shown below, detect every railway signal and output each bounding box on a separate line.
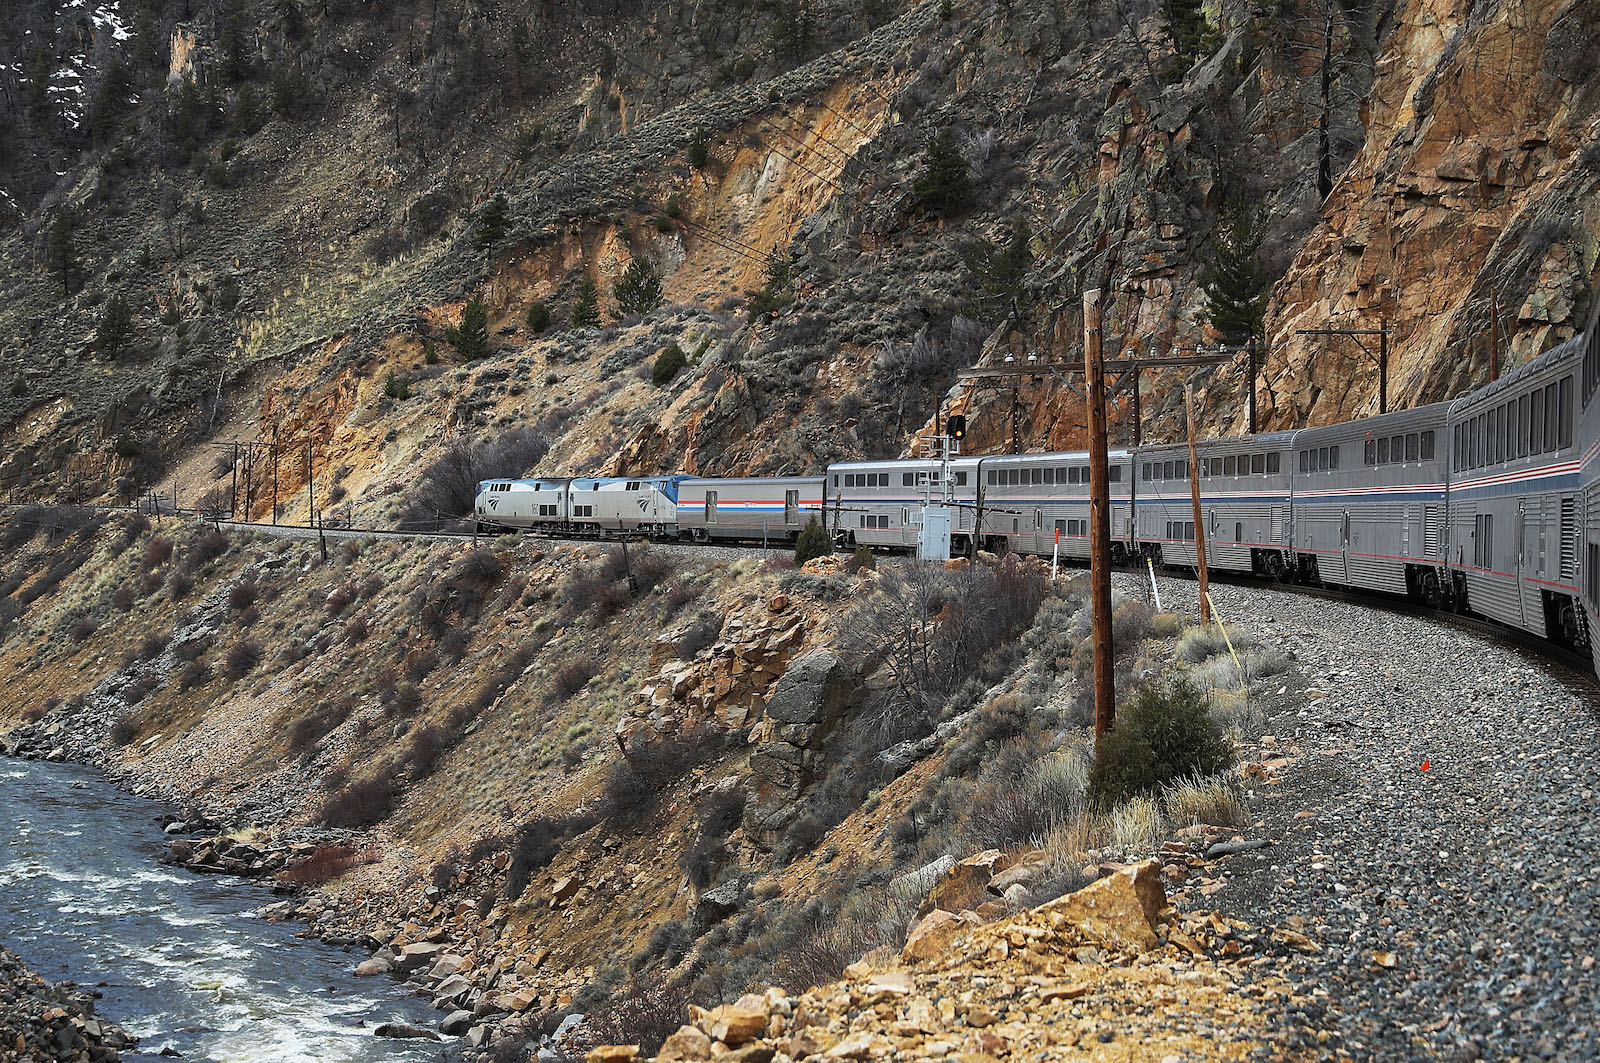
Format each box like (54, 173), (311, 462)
(946, 414), (966, 440)
(1083, 288), (1115, 746)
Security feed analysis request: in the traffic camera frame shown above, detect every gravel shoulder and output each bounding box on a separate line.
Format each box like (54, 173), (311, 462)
(1138, 572), (1600, 1063)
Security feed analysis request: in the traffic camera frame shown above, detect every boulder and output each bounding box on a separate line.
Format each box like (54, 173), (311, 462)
(658, 1024), (713, 1061)
(697, 880), (744, 920)
(920, 850), (1011, 917)
(1035, 858), (1166, 953)
(432, 974), (472, 1008)
(392, 942), (446, 973)
(900, 909), (980, 964)
(697, 1004), (768, 1046)
(441, 1010), (474, 1035)
(861, 971), (914, 1004)
(988, 849), (1051, 894)
(585, 1046), (639, 1063)
(761, 649), (852, 726)
(353, 957), (393, 977)
(374, 1024), (441, 1040)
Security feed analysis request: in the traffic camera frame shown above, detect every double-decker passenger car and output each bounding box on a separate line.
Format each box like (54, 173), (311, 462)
(1446, 340), (1583, 641)
(1290, 405), (1450, 597)
(827, 458), (980, 550)
(975, 451), (1134, 560)
(1133, 432), (1294, 575)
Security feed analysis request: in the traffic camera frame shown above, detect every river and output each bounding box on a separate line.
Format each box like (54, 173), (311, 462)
(0, 757), (452, 1062)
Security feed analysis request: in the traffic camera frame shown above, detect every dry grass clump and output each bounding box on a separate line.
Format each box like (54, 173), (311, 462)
(1176, 623), (1256, 662)
(1163, 774), (1246, 827)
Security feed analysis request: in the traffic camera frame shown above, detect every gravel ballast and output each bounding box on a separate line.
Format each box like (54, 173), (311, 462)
(1139, 572), (1600, 1063)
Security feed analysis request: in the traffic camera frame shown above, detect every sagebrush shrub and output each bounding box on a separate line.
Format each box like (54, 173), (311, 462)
(1086, 674), (1234, 807)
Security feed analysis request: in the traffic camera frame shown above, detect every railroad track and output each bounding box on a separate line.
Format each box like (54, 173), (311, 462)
(4, 503), (1594, 680)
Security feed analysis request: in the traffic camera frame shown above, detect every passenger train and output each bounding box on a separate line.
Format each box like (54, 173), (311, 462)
(476, 318), (1600, 675)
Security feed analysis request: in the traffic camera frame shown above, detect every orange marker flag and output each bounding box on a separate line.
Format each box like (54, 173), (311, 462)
(1420, 758), (1430, 772)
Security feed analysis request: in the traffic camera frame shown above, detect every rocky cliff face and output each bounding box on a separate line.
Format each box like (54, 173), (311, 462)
(1260, 0), (1600, 429)
(5, 0), (1595, 502)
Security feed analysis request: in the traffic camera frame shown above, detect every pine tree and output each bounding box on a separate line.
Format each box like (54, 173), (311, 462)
(1164, 0), (1213, 70)
(444, 298), (491, 360)
(770, 0), (813, 59)
(687, 128), (710, 170)
(1201, 202), (1272, 344)
(748, 245), (795, 316)
(613, 257), (663, 318)
(963, 218), (1033, 323)
(24, 48), (53, 131)
(526, 300), (551, 333)
(131, 8), (163, 74)
(913, 128), (972, 216)
(46, 213), (81, 295)
(89, 58), (132, 143)
(220, 15), (251, 83)
(96, 294), (135, 360)
(794, 515), (831, 566)
(569, 274), (600, 329)
(476, 193), (510, 250)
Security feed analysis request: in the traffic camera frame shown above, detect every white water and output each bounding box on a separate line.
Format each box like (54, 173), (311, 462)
(0, 759), (451, 1062)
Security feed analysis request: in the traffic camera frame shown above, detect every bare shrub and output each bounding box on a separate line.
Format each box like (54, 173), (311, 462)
(343, 615), (370, 643)
(179, 661), (212, 689)
(289, 700), (346, 753)
(404, 426), (552, 529)
(141, 537), (174, 570)
(278, 843), (375, 885)
(68, 616), (99, 642)
(318, 771), (402, 828)
(454, 548), (503, 584)
(173, 634), (211, 661)
(186, 530), (231, 569)
(408, 723), (453, 777)
(835, 556), (1048, 742)
(223, 640), (263, 680)
(125, 634), (170, 666)
(392, 681), (423, 715)
(228, 581), (259, 610)
(109, 716), (139, 746)
(549, 659), (597, 703)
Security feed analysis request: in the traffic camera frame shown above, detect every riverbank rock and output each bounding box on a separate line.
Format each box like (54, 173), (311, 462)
(0, 944), (136, 1062)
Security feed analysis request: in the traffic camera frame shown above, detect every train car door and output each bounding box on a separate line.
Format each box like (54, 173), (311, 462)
(1401, 506), (1411, 558)
(1516, 501), (1529, 627)
(1336, 510), (1351, 583)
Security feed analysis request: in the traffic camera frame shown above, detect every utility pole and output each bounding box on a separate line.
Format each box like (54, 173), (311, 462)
(1246, 335), (1258, 435)
(1083, 288), (1115, 745)
(305, 443), (315, 527)
(230, 441), (239, 519)
(1186, 384), (1210, 624)
(270, 436), (279, 525)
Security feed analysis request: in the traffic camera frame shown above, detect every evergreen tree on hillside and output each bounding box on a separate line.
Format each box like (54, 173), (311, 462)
(913, 129), (972, 216)
(771, 0), (813, 59)
(96, 294), (135, 360)
(1202, 202), (1271, 344)
(444, 298), (491, 360)
(89, 58), (133, 143)
(1165, 0), (1214, 71)
(24, 48), (53, 132)
(46, 213), (81, 295)
(613, 257), (664, 318)
(963, 217), (1034, 323)
(220, 14), (252, 83)
(569, 274), (600, 329)
(794, 516), (831, 567)
(476, 193), (510, 249)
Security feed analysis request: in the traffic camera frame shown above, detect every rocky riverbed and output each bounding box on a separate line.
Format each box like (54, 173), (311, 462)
(0, 944), (135, 1063)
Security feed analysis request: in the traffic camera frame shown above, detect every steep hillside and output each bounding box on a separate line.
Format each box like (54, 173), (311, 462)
(7, 0), (1595, 509)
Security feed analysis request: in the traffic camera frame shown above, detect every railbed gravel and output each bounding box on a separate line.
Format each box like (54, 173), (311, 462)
(1132, 572), (1600, 1063)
